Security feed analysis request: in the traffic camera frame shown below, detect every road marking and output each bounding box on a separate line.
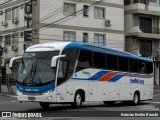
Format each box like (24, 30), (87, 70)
(11, 101), (17, 103)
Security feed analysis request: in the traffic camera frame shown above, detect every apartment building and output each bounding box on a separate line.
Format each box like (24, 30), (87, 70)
(124, 0), (160, 85)
(34, 0), (124, 50)
(0, 0), (124, 83)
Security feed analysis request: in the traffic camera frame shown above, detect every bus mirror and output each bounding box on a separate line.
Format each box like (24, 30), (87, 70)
(51, 55), (66, 68)
(9, 56), (22, 69)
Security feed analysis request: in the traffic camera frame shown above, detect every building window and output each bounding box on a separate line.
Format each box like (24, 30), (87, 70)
(139, 39), (152, 57)
(12, 6), (19, 19)
(94, 34), (105, 45)
(5, 8), (11, 20)
(83, 5), (89, 17)
(124, 0), (131, 5)
(63, 3), (76, 15)
(12, 33), (18, 51)
(94, 7), (105, 19)
(83, 33), (88, 42)
(5, 35), (11, 45)
(64, 31), (76, 41)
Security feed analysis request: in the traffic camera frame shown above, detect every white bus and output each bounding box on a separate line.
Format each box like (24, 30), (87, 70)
(9, 42), (153, 109)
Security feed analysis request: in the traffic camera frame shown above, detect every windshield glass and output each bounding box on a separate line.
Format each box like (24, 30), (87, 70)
(18, 51), (59, 86)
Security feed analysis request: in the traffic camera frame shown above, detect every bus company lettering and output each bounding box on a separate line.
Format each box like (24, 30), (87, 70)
(130, 78), (144, 84)
(25, 88), (39, 92)
(82, 71), (90, 76)
(30, 46), (54, 49)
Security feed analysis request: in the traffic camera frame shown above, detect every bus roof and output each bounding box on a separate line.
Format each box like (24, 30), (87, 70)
(26, 42), (153, 62)
(65, 42), (153, 62)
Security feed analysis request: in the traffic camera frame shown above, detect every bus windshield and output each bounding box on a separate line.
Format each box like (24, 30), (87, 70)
(18, 51), (59, 86)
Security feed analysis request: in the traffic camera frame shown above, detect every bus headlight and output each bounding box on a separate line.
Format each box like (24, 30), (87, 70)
(42, 89), (54, 95)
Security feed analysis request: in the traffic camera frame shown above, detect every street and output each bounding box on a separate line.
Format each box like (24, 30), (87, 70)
(0, 90), (160, 120)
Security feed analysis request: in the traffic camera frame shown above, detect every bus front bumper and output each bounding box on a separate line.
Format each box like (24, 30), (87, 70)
(17, 90), (56, 102)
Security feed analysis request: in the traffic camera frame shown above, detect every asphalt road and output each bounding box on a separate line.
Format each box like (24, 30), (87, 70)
(0, 90), (160, 120)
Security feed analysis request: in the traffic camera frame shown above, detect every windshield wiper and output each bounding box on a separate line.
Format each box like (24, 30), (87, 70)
(22, 62), (34, 85)
(22, 60), (43, 85)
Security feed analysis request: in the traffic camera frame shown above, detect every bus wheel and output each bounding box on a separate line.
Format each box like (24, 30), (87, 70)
(71, 91), (82, 108)
(103, 101), (115, 105)
(132, 92), (140, 106)
(39, 102), (50, 109)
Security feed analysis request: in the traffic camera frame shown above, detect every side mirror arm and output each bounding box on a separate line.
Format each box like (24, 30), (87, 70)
(9, 56), (22, 69)
(51, 55), (66, 68)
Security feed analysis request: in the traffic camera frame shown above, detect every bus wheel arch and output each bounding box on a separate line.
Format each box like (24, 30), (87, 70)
(71, 89), (85, 108)
(132, 90), (140, 105)
(39, 102), (50, 109)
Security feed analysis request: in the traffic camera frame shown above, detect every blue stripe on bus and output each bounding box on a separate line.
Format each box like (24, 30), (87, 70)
(16, 83), (55, 93)
(72, 70), (153, 82)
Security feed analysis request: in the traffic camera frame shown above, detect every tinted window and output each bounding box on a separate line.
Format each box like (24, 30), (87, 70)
(146, 62), (153, 74)
(139, 61), (146, 73)
(118, 56), (129, 71)
(93, 52), (106, 69)
(107, 54), (118, 70)
(76, 49), (92, 71)
(57, 48), (78, 85)
(129, 59), (139, 73)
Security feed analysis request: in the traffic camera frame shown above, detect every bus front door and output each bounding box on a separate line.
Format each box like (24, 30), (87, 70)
(56, 60), (68, 102)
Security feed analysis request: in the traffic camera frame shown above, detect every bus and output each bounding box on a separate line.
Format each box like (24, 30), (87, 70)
(9, 42), (153, 109)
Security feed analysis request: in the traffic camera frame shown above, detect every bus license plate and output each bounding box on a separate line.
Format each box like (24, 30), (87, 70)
(28, 97), (35, 101)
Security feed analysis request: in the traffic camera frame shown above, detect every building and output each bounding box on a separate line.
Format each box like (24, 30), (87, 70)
(124, 0), (160, 85)
(0, 0), (124, 84)
(35, 0), (124, 51)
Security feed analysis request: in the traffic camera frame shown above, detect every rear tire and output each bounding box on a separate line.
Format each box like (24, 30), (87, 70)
(39, 102), (50, 109)
(132, 92), (140, 106)
(103, 101), (115, 105)
(71, 91), (82, 108)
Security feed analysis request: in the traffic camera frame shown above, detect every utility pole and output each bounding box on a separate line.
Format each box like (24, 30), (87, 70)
(24, 0), (33, 51)
(31, 0), (40, 45)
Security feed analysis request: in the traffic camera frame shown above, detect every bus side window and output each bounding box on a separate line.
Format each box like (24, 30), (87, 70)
(139, 61), (146, 73)
(93, 52), (106, 69)
(129, 59), (138, 73)
(146, 62), (153, 74)
(76, 49), (92, 72)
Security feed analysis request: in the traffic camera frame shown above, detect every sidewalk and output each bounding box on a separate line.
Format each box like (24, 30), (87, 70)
(0, 85), (16, 97)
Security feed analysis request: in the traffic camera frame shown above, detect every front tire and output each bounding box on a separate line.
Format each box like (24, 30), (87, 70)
(71, 91), (82, 108)
(39, 102), (50, 109)
(132, 92), (140, 106)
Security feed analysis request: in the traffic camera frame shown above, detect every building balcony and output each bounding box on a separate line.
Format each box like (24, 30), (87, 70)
(140, 27), (160, 34)
(126, 26), (160, 39)
(125, 2), (160, 16)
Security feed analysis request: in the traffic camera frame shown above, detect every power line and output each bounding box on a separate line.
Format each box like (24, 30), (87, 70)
(38, 0), (104, 32)
(31, 0), (83, 27)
